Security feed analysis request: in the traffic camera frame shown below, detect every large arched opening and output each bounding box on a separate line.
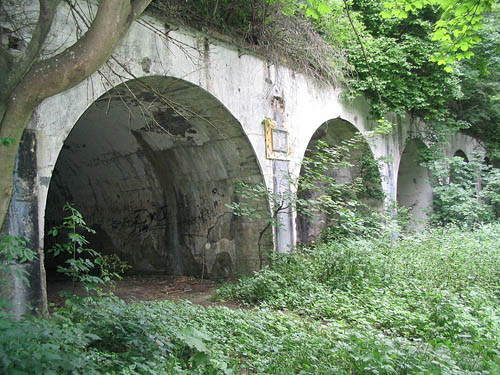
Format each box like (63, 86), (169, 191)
(296, 118), (383, 245)
(44, 76), (270, 287)
(396, 139), (433, 228)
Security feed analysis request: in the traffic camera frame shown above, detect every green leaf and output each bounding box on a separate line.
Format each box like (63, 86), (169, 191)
(380, 10), (393, 18)
(192, 352), (209, 367)
(0, 137), (15, 147)
(317, 3), (331, 15)
(179, 327), (209, 352)
(305, 7), (319, 19)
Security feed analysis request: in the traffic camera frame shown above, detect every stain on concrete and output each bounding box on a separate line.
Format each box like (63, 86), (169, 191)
(141, 57), (152, 73)
(43, 77), (269, 283)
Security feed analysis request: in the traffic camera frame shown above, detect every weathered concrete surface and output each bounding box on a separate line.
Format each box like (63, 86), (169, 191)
(1, 2), (486, 313)
(43, 77), (269, 280)
(396, 139), (433, 229)
(1, 132), (44, 315)
(442, 133), (484, 160)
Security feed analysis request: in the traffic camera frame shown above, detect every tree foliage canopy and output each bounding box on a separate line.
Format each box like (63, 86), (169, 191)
(382, 0), (497, 68)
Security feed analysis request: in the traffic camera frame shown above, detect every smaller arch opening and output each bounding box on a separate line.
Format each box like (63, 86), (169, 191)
(396, 139), (433, 229)
(453, 150), (469, 162)
(296, 118), (383, 244)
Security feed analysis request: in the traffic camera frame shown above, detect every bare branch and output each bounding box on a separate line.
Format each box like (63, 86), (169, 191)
(1, 0), (60, 103)
(106, 55), (227, 139)
(12, 0), (151, 106)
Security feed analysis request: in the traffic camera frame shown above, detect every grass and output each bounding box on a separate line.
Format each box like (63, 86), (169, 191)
(1, 224), (500, 374)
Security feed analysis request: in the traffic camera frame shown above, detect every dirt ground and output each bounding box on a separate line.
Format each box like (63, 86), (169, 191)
(47, 275), (244, 310)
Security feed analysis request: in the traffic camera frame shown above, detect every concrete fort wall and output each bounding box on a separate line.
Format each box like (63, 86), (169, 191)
(1, 2), (484, 314)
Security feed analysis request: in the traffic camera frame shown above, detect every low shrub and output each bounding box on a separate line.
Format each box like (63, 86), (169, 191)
(1, 226), (499, 374)
(217, 224), (500, 372)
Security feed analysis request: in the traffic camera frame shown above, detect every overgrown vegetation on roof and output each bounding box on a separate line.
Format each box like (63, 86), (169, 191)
(147, 0), (350, 86)
(148, 0), (500, 162)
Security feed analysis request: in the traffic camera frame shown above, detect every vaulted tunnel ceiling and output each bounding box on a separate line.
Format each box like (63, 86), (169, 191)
(44, 77), (270, 280)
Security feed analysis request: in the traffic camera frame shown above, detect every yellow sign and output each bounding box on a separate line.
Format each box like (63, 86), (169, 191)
(263, 118), (289, 160)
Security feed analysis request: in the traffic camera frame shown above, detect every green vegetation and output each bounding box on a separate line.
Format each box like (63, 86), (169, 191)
(0, 235), (36, 293)
(1, 225), (500, 374)
(341, 0), (462, 123)
(383, 0), (496, 67)
(46, 203), (130, 291)
(0, 137), (14, 147)
(217, 225), (500, 373)
(428, 154), (500, 225)
(452, 11), (500, 162)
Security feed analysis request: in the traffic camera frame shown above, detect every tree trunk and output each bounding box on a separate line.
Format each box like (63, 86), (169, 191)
(0, 0), (152, 231)
(0, 99), (34, 232)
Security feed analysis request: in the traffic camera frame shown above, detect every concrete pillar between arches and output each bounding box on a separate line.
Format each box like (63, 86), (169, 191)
(0, 131), (45, 316)
(273, 160), (294, 253)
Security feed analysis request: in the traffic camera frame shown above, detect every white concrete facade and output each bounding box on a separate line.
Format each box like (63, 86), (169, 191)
(28, 7), (387, 250)
(3, 3), (485, 312)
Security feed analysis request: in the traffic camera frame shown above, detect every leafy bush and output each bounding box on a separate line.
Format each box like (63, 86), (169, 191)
(428, 155), (500, 225)
(218, 225), (500, 372)
(0, 235), (36, 286)
(0, 296), (233, 375)
(0, 235), (37, 311)
(47, 203), (129, 290)
(0, 308), (95, 375)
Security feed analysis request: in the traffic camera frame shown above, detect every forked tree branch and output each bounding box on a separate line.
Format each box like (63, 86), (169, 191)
(2, 0), (61, 102)
(0, 0), (152, 232)
(12, 0), (150, 105)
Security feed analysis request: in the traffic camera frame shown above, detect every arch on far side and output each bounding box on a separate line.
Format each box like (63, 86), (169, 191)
(296, 118), (384, 245)
(43, 76), (271, 283)
(453, 150), (469, 162)
(396, 139), (433, 229)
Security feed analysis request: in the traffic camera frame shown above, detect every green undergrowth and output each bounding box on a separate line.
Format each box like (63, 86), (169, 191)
(3, 297), (499, 374)
(2, 225), (500, 374)
(217, 224), (500, 372)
